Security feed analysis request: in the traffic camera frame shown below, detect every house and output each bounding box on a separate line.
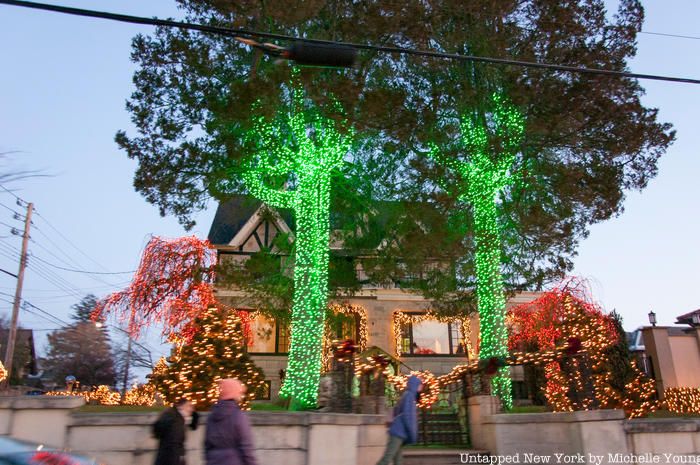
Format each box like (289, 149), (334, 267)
(208, 196), (540, 401)
(639, 308), (700, 398)
(0, 328), (38, 384)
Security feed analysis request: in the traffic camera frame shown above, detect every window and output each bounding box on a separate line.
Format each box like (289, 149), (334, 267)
(243, 313), (290, 354)
(276, 321), (290, 353)
(400, 316), (467, 355)
(327, 312), (359, 342)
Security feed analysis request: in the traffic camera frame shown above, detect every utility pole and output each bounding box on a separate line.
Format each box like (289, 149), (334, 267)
(121, 334), (132, 395)
(2, 202), (33, 389)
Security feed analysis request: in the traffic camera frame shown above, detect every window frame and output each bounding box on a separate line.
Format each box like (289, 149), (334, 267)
(400, 315), (465, 357)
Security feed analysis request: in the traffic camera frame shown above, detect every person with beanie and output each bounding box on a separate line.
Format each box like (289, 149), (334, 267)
(204, 378), (257, 465)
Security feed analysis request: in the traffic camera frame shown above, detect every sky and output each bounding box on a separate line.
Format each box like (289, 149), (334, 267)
(0, 1), (698, 381)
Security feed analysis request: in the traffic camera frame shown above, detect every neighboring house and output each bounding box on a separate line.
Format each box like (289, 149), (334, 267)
(626, 328), (653, 377)
(0, 328), (38, 384)
(640, 308), (700, 398)
(208, 196), (540, 401)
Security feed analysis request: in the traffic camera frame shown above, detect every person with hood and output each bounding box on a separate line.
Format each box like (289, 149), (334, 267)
(375, 375), (423, 465)
(205, 378), (257, 465)
(153, 398), (198, 465)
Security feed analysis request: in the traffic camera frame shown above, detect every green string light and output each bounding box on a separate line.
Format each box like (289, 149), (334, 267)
(430, 92), (524, 409)
(242, 85), (353, 409)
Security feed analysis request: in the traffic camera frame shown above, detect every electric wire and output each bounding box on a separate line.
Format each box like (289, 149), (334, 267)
(0, 184), (28, 206)
(29, 254), (134, 275)
(640, 31), (700, 41)
(0, 0), (699, 85)
(0, 201), (23, 217)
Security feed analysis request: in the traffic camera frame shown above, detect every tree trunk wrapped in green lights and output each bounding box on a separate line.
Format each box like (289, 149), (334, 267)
(242, 88), (353, 409)
(430, 93), (524, 409)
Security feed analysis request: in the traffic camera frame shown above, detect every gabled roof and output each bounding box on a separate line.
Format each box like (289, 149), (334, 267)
(207, 195), (295, 246)
(675, 308), (700, 327)
(207, 194), (443, 252)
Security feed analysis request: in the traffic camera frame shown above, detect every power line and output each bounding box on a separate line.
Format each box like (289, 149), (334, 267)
(0, 201), (23, 217)
(640, 31), (700, 41)
(22, 300), (70, 327)
(1, 0), (699, 85)
(0, 184), (29, 206)
(32, 211), (114, 274)
(29, 254), (135, 276)
(0, 268), (18, 279)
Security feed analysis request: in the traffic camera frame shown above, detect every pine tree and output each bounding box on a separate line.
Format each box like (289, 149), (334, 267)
(150, 306), (266, 410)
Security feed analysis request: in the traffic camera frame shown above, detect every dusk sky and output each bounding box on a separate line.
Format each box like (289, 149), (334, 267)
(0, 1), (698, 380)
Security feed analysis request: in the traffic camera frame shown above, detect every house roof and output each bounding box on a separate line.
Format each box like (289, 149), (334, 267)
(207, 195), (296, 245)
(675, 308), (700, 327)
(207, 194), (403, 248)
(0, 328), (37, 373)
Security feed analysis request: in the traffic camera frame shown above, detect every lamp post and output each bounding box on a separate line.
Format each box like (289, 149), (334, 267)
(648, 310), (657, 327)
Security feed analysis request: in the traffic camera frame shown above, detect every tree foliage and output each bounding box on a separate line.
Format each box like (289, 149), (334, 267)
(149, 306), (266, 410)
(117, 0), (673, 314)
(44, 320), (116, 387)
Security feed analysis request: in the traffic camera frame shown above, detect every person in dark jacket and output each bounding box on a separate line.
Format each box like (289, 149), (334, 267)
(375, 375), (422, 465)
(205, 378), (257, 465)
(153, 398), (197, 465)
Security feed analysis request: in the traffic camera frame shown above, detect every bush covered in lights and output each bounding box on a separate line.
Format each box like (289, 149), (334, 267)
(149, 306), (266, 410)
(508, 281), (657, 418)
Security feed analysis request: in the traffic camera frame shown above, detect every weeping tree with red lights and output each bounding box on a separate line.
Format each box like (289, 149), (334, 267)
(93, 236), (267, 406)
(93, 236), (218, 338)
(508, 279), (656, 417)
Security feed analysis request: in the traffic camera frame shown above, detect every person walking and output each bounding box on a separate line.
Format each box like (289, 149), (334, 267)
(375, 375), (422, 465)
(205, 378), (257, 465)
(153, 398), (197, 465)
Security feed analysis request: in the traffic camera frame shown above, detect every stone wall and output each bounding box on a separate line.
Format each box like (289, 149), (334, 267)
(468, 395), (700, 463)
(0, 397), (387, 465)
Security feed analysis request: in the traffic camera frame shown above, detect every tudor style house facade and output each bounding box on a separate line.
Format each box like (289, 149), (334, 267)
(208, 196), (539, 400)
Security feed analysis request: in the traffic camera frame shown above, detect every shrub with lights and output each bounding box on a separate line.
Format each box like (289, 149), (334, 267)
(148, 305), (266, 411)
(0, 361), (6, 383)
(508, 281), (657, 417)
(663, 387), (700, 415)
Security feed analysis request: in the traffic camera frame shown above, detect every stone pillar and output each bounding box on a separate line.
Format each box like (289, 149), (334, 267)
(467, 395), (501, 452)
(642, 326), (677, 398)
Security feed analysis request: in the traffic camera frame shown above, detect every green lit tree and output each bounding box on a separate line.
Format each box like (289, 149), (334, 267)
(238, 84), (352, 408)
(149, 306), (266, 410)
(429, 93), (524, 408)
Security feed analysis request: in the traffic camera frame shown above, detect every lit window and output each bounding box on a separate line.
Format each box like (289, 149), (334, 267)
(401, 316), (466, 355)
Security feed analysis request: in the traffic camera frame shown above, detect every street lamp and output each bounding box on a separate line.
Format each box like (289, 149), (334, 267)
(648, 310), (657, 327)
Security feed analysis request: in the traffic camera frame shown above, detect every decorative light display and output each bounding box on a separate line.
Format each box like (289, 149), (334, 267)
(508, 280), (659, 417)
(148, 305), (266, 411)
(0, 361), (6, 383)
(122, 383), (157, 406)
(46, 385), (121, 405)
(429, 93), (525, 409)
(93, 236), (217, 338)
(356, 344), (575, 409)
(241, 84), (353, 409)
(663, 387), (700, 415)
(392, 310), (473, 359)
(323, 303), (368, 370)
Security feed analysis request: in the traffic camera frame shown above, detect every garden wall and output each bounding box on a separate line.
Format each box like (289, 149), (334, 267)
(0, 396), (386, 465)
(469, 395), (700, 463)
